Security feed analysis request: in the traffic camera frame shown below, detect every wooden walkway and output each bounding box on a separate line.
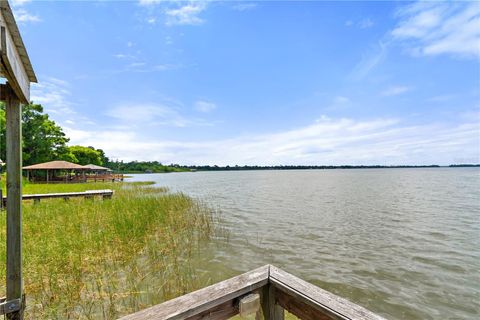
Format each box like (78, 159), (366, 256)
(1, 189), (113, 208)
(120, 265), (386, 320)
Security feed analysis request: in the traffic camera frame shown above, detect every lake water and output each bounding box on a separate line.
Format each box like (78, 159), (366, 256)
(128, 168), (480, 319)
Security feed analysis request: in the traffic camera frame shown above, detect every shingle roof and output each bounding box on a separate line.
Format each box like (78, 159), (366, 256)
(23, 161), (87, 170)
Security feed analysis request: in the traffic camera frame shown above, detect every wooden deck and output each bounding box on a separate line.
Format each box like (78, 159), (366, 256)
(119, 265), (386, 320)
(1, 189), (113, 208)
(28, 173), (124, 183)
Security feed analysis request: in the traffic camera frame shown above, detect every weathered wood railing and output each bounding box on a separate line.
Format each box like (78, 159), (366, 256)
(119, 265), (386, 320)
(1, 189), (113, 208)
(86, 174), (124, 182)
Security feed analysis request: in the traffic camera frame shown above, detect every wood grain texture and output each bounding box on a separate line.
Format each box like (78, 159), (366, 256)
(0, 24), (29, 103)
(1, 189), (114, 207)
(5, 88), (23, 320)
(276, 288), (333, 320)
(270, 266), (386, 320)
(185, 300), (237, 320)
(119, 265), (269, 320)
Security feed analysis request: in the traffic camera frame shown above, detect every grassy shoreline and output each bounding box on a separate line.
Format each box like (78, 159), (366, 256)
(0, 181), (214, 319)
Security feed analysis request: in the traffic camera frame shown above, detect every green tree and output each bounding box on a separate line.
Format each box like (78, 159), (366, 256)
(68, 145), (102, 165)
(0, 103), (72, 165)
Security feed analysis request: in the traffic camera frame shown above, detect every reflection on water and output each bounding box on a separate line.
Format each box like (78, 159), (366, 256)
(128, 168), (480, 319)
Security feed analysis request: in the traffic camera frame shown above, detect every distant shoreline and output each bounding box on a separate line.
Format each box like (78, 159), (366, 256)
(123, 164), (479, 174)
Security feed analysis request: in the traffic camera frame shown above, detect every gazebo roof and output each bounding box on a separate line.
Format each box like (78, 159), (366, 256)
(83, 164), (111, 171)
(23, 160), (87, 170)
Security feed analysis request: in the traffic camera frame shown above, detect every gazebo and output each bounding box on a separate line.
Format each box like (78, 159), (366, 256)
(23, 160), (88, 183)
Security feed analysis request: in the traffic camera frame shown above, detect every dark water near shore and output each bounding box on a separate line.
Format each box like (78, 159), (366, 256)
(128, 168), (480, 319)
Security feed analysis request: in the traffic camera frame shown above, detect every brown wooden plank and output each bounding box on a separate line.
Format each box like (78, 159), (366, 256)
(0, 25), (29, 103)
(276, 288), (333, 320)
(5, 87), (23, 320)
(2, 190), (113, 203)
(0, 8), (32, 103)
(186, 300), (237, 320)
(119, 265), (269, 320)
(269, 266), (386, 320)
(261, 283), (285, 320)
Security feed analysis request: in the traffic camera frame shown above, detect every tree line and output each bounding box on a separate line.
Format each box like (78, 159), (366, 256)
(0, 103), (107, 167)
(0, 102), (181, 173)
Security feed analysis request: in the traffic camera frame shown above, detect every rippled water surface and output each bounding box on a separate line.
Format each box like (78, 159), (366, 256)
(128, 169), (480, 319)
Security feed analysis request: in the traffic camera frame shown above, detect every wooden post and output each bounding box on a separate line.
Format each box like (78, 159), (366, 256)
(5, 87), (23, 320)
(261, 284), (284, 320)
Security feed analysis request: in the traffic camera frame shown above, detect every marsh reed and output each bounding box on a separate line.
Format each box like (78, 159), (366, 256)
(0, 181), (214, 319)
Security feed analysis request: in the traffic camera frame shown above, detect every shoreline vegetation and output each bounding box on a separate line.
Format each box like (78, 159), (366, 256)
(113, 162), (479, 174)
(0, 180), (216, 319)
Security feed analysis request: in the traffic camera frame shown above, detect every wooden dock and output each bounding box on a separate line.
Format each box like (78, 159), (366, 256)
(120, 265), (386, 320)
(1, 189), (113, 208)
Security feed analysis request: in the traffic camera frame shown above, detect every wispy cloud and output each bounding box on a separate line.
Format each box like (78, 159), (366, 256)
(345, 18), (374, 29)
(31, 77), (75, 115)
(65, 116), (480, 166)
(194, 100), (217, 113)
(232, 3), (258, 12)
(112, 62), (180, 74)
(30, 77), (97, 129)
(10, 0), (31, 7)
(165, 2), (207, 26)
(107, 104), (189, 127)
(111, 49), (180, 74)
(350, 1), (479, 79)
(11, 0), (41, 23)
(350, 40), (388, 80)
(13, 8), (41, 23)
(392, 1), (480, 58)
(381, 86), (410, 96)
(137, 0), (208, 26)
(106, 102), (213, 128)
(146, 16), (157, 24)
(359, 18), (374, 29)
(138, 0), (162, 6)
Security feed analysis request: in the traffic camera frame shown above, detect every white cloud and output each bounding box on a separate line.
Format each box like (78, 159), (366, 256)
(10, 0), (31, 6)
(147, 16), (157, 24)
(392, 1), (480, 58)
(64, 116), (480, 166)
(165, 2), (207, 26)
(30, 76), (97, 129)
(13, 8), (41, 23)
(381, 86), (410, 96)
(105, 103), (212, 128)
(138, 0), (162, 6)
(194, 100), (217, 113)
(350, 40), (388, 80)
(345, 18), (374, 29)
(31, 77), (75, 115)
(114, 53), (133, 59)
(106, 104), (188, 127)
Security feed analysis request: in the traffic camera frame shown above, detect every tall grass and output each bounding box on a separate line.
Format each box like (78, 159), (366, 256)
(0, 181), (214, 319)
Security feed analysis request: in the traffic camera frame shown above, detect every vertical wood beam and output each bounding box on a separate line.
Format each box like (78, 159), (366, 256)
(5, 86), (23, 320)
(261, 281), (284, 320)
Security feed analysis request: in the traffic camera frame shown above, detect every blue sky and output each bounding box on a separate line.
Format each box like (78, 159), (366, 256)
(11, 0), (480, 165)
